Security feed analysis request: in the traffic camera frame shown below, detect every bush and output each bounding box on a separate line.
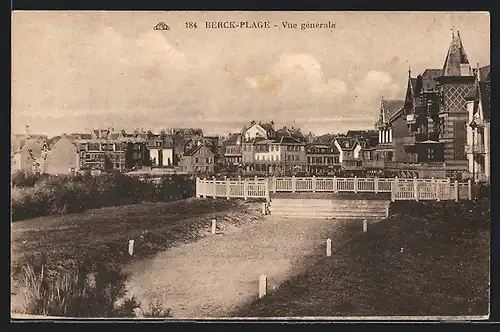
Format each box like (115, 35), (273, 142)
(18, 259), (142, 317)
(11, 170), (40, 187)
(11, 172), (196, 222)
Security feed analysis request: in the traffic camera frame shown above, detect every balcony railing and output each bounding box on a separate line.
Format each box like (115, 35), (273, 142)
(406, 114), (416, 123)
(465, 144), (486, 154)
(415, 132), (439, 142)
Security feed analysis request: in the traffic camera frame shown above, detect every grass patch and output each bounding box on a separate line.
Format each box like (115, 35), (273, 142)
(11, 198), (263, 315)
(234, 198), (490, 317)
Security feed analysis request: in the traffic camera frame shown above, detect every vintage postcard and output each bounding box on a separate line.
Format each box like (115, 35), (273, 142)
(11, 11), (490, 321)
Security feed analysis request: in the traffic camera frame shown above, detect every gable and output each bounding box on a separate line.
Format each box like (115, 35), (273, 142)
(244, 124), (270, 141)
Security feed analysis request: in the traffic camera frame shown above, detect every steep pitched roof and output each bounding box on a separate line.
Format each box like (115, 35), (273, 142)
(276, 136), (302, 144)
(183, 144), (212, 157)
(441, 31), (471, 77)
(479, 82), (491, 120)
(420, 69), (441, 91)
(275, 127), (305, 142)
(478, 65), (491, 82)
(334, 137), (359, 151)
(380, 99), (405, 123)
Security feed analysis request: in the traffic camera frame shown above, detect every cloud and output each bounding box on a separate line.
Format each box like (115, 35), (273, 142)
(355, 70), (400, 99)
(246, 53), (347, 98)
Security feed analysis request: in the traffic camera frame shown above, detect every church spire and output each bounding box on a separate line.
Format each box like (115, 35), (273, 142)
(441, 29), (471, 77)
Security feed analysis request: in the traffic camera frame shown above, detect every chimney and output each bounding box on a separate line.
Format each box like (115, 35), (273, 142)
(460, 63), (471, 76)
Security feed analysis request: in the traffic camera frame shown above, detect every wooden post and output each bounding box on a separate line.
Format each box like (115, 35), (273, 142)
(196, 177), (201, 198)
(202, 177), (207, 198)
(262, 202), (267, 215)
(468, 179), (472, 200)
(226, 179), (230, 200)
(292, 175), (296, 193)
(238, 175), (241, 181)
(392, 176), (398, 202)
(374, 177), (379, 194)
(363, 219), (367, 233)
(255, 175), (258, 183)
(312, 175), (316, 193)
(455, 180), (459, 202)
(354, 176), (358, 193)
(128, 239), (134, 256)
(243, 179), (248, 201)
(333, 176), (338, 193)
(265, 179), (270, 202)
(413, 177), (418, 201)
(272, 176), (277, 193)
(259, 274), (267, 299)
(436, 178), (441, 202)
(211, 219), (217, 234)
(326, 238), (332, 257)
(212, 176), (216, 199)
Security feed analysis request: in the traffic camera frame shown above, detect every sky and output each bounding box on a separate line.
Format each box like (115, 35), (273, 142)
(11, 11), (490, 137)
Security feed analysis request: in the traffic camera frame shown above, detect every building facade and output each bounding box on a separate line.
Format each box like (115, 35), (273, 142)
(44, 136), (79, 174)
(305, 143), (341, 175)
(180, 144), (215, 175)
(466, 64), (490, 182)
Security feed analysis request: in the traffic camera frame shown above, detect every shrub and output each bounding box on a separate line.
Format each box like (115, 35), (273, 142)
(18, 259), (141, 318)
(141, 299), (172, 318)
(11, 172), (196, 221)
(12, 170), (40, 187)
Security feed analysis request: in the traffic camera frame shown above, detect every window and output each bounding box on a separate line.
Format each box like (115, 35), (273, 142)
(206, 166), (209, 171)
(156, 141), (162, 147)
(334, 156), (339, 163)
(428, 148), (435, 161)
(206, 157), (210, 164)
(307, 157), (311, 164)
(115, 163), (120, 169)
(195, 157), (199, 163)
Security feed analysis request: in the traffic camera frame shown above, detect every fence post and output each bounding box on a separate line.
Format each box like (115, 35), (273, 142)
(455, 180), (459, 202)
(211, 219), (217, 234)
(226, 178), (230, 200)
(354, 176), (358, 193)
(259, 274), (267, 298)
(196, 177), (200, 198)
(128, 239), (134, 256)
(374, 177), (379, 193)
(212, 176), (217, 199)
(292, 175), (296, 193)
(413, 177), (418, 201)
(468, 179), (472, 200)
(312, 175), (316, 193)
(392, 176), (398, 202)
(333, 176), (338, 193)
(436, 178), (441, 202)
(326, 238), (332, 257)
(363, 219), (368, 232)
(243, 179), (248, 201)
(238, 175), (241, 181)
(203, 177), (207, 198)
(265, 178), (270, 202)
(272, 176), (277, 193)
(262, 202), (267, 215)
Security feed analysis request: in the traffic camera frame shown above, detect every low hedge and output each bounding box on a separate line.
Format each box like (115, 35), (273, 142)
(11, 171), (195, 222)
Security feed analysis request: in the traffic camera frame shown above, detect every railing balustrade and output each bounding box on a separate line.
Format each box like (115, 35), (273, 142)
(196, 176), (471, 201)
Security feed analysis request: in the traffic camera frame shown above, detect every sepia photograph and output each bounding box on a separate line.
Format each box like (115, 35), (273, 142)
(10, 11), (490, 320)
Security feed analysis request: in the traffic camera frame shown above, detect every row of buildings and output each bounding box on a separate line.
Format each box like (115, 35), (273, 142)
(11, 30), (490, 182)
(216, 30), (490, 181)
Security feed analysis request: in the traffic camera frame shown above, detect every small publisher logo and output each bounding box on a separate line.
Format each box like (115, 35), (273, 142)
(153, 22), (170, 31)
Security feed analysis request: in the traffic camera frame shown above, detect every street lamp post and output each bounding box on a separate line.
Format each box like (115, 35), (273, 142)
(469, 119), (477, 183)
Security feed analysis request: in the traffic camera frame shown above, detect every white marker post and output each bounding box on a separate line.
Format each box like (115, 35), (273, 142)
(211, 219), (217, 235)
(326, 238), (332, 257)
(259, 274), (267, 299)
(363, 219), (368, 233)
(262, 202), (267, 215)
(128, 239), (134, 256)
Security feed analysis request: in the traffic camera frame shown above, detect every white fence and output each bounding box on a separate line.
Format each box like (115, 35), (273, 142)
(196, 176), (472, 202)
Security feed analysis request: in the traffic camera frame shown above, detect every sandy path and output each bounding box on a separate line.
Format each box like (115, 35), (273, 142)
(125, 216), (348, 318)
